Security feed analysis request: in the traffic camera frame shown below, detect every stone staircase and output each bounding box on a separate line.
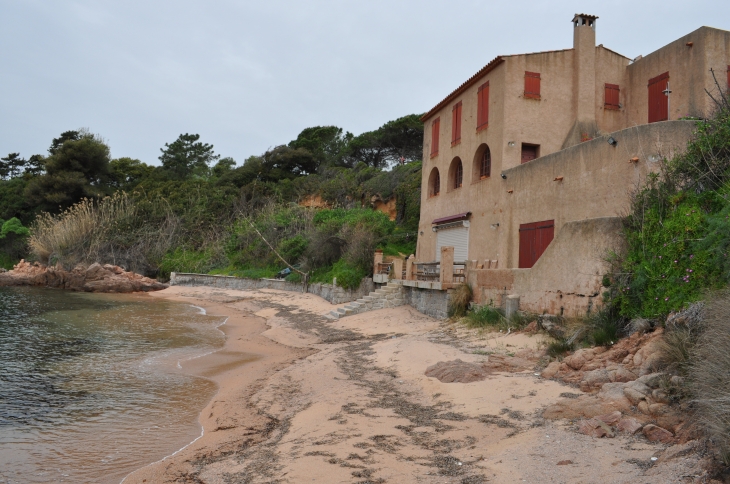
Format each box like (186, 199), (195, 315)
(327, 281), (404, 319)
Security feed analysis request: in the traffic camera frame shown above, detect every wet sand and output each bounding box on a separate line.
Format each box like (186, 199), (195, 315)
(123, 286), (712, 483)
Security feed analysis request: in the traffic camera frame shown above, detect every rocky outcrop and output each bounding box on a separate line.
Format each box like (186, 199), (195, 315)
(0, 260), (167, 293)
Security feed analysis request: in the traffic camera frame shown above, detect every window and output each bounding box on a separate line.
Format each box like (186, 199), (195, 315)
(429, 168), (440, 197)
(477, 81), (489, 131)
(524, 71), (541, 99)
(448, 157), (463, 190)
(454, 161), (463, 189)
(430, 117), (440, 157)
(521, 143), (539, 164)
(451, 101), (462, 146)
(480, 147), (491, 178)
(605, 83), (620, 110)
(648, 72), (669, 123)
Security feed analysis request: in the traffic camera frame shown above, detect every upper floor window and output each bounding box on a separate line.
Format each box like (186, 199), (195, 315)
(477, 81), (489, 132)
(430, 117), (440, 157)
(605, 83), (620, 110)
(480, 148), (491, 178)
(521, 143), (539, 164)
(451, 102), (462, 146)
(524, 71), (541, 99)
(428, 167), (440, 197)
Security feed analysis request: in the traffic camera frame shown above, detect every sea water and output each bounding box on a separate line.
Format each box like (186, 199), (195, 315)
(0, 287), (225, 484)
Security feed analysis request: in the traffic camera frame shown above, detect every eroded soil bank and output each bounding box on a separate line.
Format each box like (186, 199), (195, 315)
(124, 286), (719, 483)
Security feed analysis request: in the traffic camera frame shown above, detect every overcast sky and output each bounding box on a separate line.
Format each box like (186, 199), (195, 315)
(1, 0), (729, 166)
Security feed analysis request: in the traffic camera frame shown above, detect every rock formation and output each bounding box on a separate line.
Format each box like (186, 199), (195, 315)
(0, 260), (167, 293)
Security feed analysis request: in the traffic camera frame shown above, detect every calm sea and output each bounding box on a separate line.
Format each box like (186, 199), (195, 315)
(0, 287), (225, 484)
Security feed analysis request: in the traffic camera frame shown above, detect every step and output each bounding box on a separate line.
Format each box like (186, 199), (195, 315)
(345, 302), (361, 310)
(328, 310), (340, 319)
(362, 295), (374, 301)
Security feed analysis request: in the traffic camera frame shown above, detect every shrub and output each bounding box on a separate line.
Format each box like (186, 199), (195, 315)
(28, 192), (179, 275)
(546, 339), (574, 358)
(688, 289), (730, 465)
(448, 283), (472, 318)
(465, 305), (504, 328)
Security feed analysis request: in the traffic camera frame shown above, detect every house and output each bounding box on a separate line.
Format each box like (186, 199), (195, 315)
(412, 14), (730, 316)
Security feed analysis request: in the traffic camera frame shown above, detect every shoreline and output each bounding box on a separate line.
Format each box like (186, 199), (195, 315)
(122, 286), (314, 484)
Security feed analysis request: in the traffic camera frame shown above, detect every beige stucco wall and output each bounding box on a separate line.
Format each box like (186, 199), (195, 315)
(625, 26), (730, 124)
(418, 120), (697, 269)
(466, 217), (625, 317)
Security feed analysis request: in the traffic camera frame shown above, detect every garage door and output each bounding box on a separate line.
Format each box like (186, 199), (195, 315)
(436, 226), (469, 262)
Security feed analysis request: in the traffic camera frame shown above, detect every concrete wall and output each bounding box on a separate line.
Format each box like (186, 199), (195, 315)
(466, 217), (624, 317)
(402, 285), (450, 320)
(170, 273), (376, 305)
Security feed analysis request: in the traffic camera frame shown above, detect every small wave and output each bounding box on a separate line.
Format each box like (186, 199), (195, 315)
(190, 305), (207, 315)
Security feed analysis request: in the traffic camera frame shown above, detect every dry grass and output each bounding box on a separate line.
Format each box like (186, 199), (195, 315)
(688, 291), (730, 464)
(29, 192), (179, 275)
(448, 283), (472, 318)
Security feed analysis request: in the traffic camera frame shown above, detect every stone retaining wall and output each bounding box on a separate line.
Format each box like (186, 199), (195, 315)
(170, 273), (376, 305)
(402, 285), (450, 320)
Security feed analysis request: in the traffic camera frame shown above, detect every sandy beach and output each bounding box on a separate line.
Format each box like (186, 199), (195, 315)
(122, 286), (714, 483)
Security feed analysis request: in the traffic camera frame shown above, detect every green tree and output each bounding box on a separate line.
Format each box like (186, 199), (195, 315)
(0, 153), (26, 179)
(25, 154), (46, 177)
(288, 126), (353, 170)
(347, 114), (424, 167)
(259, 146), (317, 182)
(24, 132), (112, 212)
(159, 133), (220, 179)
(212, 157), (237, 178)
(110, 157), (154, 190)
(49, 130), (81, 155)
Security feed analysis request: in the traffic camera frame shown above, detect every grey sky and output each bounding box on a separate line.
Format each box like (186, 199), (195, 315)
(1, 0), (729, 166)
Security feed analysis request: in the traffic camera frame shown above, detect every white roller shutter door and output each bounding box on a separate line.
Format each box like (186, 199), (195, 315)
(436, 226), (469, 262)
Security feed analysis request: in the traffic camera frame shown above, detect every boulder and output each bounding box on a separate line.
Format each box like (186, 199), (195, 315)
(595, 411), (622, 426)
(541, 361), (561, 379)
(578, 418), (615, 438)
(616, 417), (643, 434)
(612, 367), (637, 383)
(538, 315), (566, 339)
(642, 424), (674, 443)
(425, 359), (490, 383)
(580, 369), (611, 392)
(637, 372), (664, 389)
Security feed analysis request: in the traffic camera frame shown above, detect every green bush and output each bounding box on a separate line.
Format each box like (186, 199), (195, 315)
(465, 305), (504, 328)
(613, 100), (730, 318)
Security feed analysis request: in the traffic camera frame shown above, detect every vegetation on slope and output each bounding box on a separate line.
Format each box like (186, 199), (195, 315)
(0, 115), (423, 286)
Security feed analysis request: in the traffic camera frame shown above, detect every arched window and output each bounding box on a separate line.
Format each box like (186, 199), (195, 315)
(448, 157), (463, 191)
(480, 148), (491, 178)
(428, 167), (440, 197)
(472, 144), (491, 182)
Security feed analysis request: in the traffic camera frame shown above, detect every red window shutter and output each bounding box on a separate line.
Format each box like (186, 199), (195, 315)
(430, 118), (440, 156)
(648, 72), (669, 123)
(477, 81), (489, 131)
(451, 102), (462, 146)
(524, 71), (541, 99)
(604, 83), (620, 110)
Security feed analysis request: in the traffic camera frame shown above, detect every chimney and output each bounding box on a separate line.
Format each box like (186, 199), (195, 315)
(563, 13), (598, 148)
